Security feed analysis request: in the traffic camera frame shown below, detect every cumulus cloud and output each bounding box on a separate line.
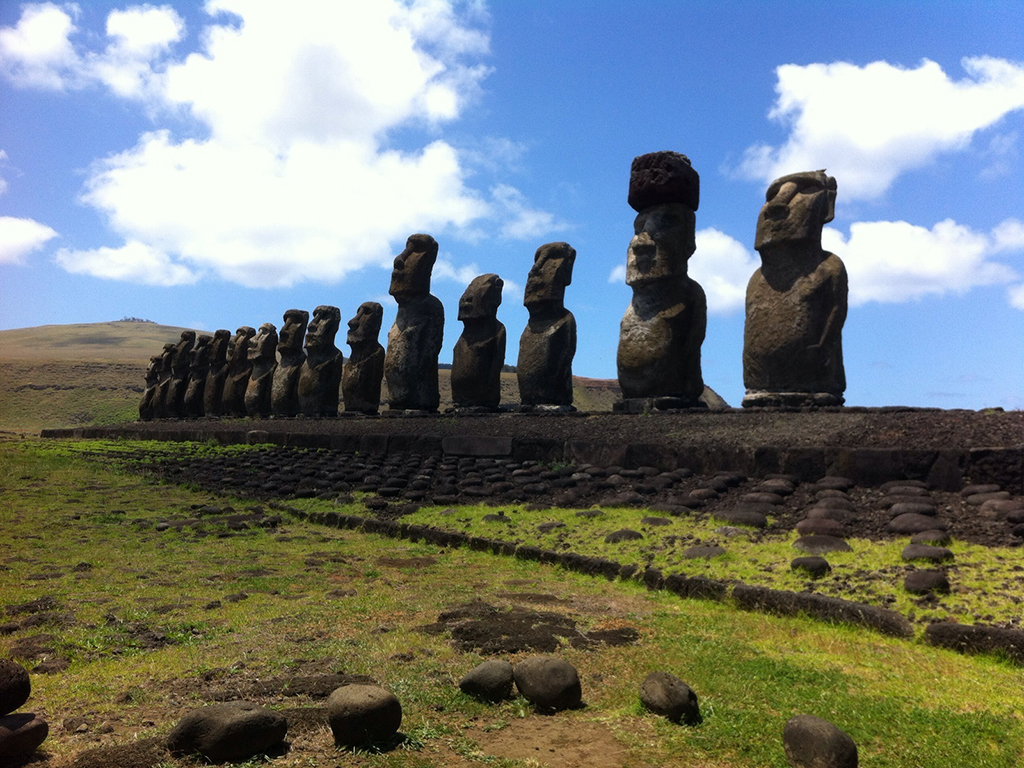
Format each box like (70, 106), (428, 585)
(740, 57), (1024, 200)
(823, 218), (1022, 305)
(0, 1), (556, 286)
(55, 240), (197, 285)
(0, 216), (59, 264)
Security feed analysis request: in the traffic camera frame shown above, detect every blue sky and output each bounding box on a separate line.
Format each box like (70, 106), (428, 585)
(2, 1), (1024, 409)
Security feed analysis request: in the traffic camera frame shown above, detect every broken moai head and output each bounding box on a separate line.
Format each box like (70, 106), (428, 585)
(389, 234), (438, 303)
(755, 170), (836, 252)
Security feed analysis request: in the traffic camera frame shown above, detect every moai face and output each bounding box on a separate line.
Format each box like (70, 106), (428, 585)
(625, 203), (696, 286)
(190, 335), (212, 368)
(458, 274), (503, 322)
(389, 234), (438, 303)
(248, 323), (278, 362)
(304, 305), (340, 351)
(755, 171), (836, 251)
(145, 356), (161, 384)
(347, 302), (383, 346)
(524, 242), (575, 311)
(278, 309), (309, 354)
(210, 329), (231, 364)
(159, 343), (175, 371)
(227, 327), (255, 363)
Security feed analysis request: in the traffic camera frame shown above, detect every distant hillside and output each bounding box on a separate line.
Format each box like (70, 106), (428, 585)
(0, 321), (622, 429)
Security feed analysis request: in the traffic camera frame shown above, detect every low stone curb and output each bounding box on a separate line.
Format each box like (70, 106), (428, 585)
(924, 622), (1024, 664)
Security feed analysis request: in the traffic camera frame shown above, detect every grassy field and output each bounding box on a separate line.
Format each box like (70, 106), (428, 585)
(3, 437), (1024, 767)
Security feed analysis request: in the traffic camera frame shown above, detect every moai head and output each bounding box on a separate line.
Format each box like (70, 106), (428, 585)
(227, 326), (255, 364)
(389, 234), (438, 303)
(190, 334), (212, 369)
(210, 329), (231, 365)
(625, 204), (696, 286)
(278, 309), (309, 355)
(248, 323), (278, 363)
(171, 331), (196, 372)
(346, 302), (383, 347)
(458, 274), (503, 323)
(755, 170), (836, 252)
(524, 242), (575, 312)
(145, 355), (161, 386)
(304, 305), (340, 351)
(159, 343), (175, 373)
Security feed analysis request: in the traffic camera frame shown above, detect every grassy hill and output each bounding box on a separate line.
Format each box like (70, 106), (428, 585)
(0, 320), (621, 430)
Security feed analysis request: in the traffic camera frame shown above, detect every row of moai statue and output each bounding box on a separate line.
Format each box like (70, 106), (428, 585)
(616, 150), (846, 410)
(140, 150), (847, 420)
(139, 235), (578, 420)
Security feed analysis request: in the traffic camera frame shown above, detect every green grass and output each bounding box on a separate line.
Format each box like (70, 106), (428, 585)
(3, 438), (1024, 766)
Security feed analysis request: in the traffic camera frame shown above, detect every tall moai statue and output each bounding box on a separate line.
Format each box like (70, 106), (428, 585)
(298, 305), (343, 416)
(343, 302), (385, 415)
(743, 170), (847, 407)
(270, 309), (308, 417)
(139, 354), (162, 421)
(203, 329), (232, 417)
(245, 322), (278, 417)
(163, 331), (195, 418)
(152, 342), (176, 418)
(517, 242), (576, 408)
(221, 326), (256, 417)
(616, 151), (707, 409)
(182, 334), (213, 418)
(384, 234), (444, 412)
(452, 274), (505, 410)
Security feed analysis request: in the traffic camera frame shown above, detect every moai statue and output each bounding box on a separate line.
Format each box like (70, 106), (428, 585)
(384, 234), (444, 412)
(139, 354), (162, 421)
(517, 242), (576, 408)
(616, 151), (707, 410)
(743, 171), (847, 407)
(203, 329), (232, 417)
(297, 305), (343, 416)
(165, 331), (195, 418)
(342, 302), (385, 415)
(452, 274), (506, 410)
(182, 334), (213, 418)
(244, 322), (278, 418)
(152, 342), (176, 419)
(221, 326), (256, 417)
(270, 309), (308, 417)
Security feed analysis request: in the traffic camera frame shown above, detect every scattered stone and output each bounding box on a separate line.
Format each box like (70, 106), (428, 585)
(0, 713), (48, 767)
(791, 557), (831, 579)
(641, 516), (672, 526)
(904, 570), (951, 595)
(910, 529), (951, 546)
(459, 660), (514, 703)
(513, 656), (582, 711)
(887, 502), (935, 517)
(0, 659), (30, 716)
(783, 714), (858, 768)
(966, 491), (1011, 506)
(639, 671), (701, 725)
(742, 492), (785, 505)
(712, 509), (768, 528)
(812, 477), (853, 492)
(682, 545), (726, 559)
(978, 499), (1023, 520)
(960, 483), (1001, 497)
(795, 518), (845, 538)
(902, 544), (954, 563)
(887, 513), (946, 535)
(792, 536), (852, 555)
(605, 529), (644, 543)
(326, 684), (402, 747)
(166, 702), (287, 763)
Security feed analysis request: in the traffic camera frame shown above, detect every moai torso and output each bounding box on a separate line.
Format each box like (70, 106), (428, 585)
(743, 171), (847, 407)
(221, 326), (255, 417)
(452, 274), (505, 410)
(517, 242), (577, 407)
(298, 306), (342, 417)
(384, 234), (444, 412)
(203, 330), (231, 417)
(139, 355), (162, 421)
(271, 310), (308, 417)
(245, 323), (278, 418)
(343, 302), (385, 415)
(153, 343), (175, 419)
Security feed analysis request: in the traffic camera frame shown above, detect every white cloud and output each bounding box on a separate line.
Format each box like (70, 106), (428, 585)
(690, 228), (760, 315)
(823, 218), (1022, 305)
(1008, 283), (1024, 310)
(740, 57), (1024, 200)
(491, 183), (567, 240)
(0, 216), (59, 264)
(607, 263), (625, 284)
(55, 240), (197, 285)
(0, 2), (80, 90)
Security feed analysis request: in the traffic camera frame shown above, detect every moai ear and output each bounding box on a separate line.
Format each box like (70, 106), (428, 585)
(824, 175), (837, 224)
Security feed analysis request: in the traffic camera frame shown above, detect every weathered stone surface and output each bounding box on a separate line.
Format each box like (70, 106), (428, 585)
(166, 702), (286, 763)
(713, 508), (768, 528)
(682, 544), (726, 559)
(459, 660), (514, 702)
(221, 326), (256, 417)
(617, 187), (706, 405)
(792, 535), (852, 555)
(791, 556), (831, 579)
(796, 518), (845, 537)
(902, 544), (954, 563)
(385, 234), (444, 412)
(0, 713), (48, 767)
(326, 684), (402, 747)
(925, 622), (1024, 664)
(139, 353), (162, 421)
(202, 329), (231, 417)
(152, 342), (175, 418)
(513, 656), (581, 711)
(639, 670), (701, 724)
(888, 513), (946, 534)
(518, 242), (577, 407)
(733, 585), (911, 637)
(164, 331), (195, 418)
(904, 569), (951, 594)
(452, 274), (506, 409)
(0, 659), (30, 716)
(298, 306), (342, 417)
(743, 171), (846, 408)
(182, 334), (212, 418)
(910, 529), (952, 546)
(605, 528), (644, 543)
(342, 302), (385, 415)
(244, 323), (278, 418)
(628, 151), (699, 212)
(270, 309), (308, 417)
(783, 714), (858, 768)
